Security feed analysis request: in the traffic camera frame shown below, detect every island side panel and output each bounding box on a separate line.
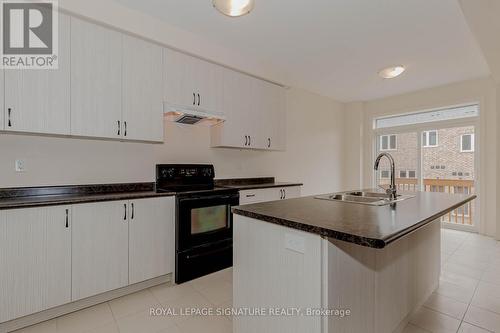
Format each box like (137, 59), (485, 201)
(326, 219), (441, 333)
(233, 215), (323, 333)
(323, 238), (377, 332)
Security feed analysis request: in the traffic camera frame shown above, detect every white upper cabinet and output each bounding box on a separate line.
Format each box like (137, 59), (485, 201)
(4, 14), (71, 135)
(210, 69), (286, 150)
(163, 48), (222, 113)
(0, 206), (72, 323)
(129, 197), (175, 284)
(266, 83), (286, 151)
(70, 17), (122, 139)
(122, 35), (164, 142)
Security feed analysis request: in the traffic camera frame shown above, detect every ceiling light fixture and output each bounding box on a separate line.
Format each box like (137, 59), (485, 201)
(213, 0), (255, 17)
(378, 65), (406, 79)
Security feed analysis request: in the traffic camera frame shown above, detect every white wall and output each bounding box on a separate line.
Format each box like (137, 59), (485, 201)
(344, 78), (497, 237)
(0, 88), (345, 196)
(497, 83), (500, 240)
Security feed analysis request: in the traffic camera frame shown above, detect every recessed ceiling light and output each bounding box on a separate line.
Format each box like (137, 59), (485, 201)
(213, 0), (255, 17)
(378, 66), (406, 79)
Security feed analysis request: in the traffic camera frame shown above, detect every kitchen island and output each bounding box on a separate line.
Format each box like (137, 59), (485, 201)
(231, 190), (476, 333)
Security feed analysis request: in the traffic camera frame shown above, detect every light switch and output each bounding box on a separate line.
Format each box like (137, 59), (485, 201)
(15, 159), (25, 172)
(285, 233), (306, 254)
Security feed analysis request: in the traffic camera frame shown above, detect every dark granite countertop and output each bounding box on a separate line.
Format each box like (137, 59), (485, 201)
(215, 177), (303, 190)
(232, 190), (476, 249)
(0, 183), (175, 210)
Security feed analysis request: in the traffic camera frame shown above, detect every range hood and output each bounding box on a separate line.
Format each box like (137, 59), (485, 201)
(164, 103), (226, 126)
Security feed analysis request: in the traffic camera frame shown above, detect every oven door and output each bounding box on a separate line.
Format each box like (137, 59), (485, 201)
(177, 193), (239, 252)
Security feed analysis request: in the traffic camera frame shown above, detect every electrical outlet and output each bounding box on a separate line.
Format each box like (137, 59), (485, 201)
(15, 159), (25, 172)
(285, 233), (306, 254)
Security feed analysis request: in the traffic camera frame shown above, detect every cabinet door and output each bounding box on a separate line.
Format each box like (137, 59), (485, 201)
(274, 186), (301, 200)
(0, 206), (71, 322)
(71, 17), (122, 139)
(163, 48), (197, 108)
(195, 58), (218, 112)
(129, 197), (175, 284)
(4, 14), (70, 135)
(262, 83), (286, 151)
(122, 35), (163, 142)
(72, 201), (129, 301)
(218, 69), (254, 148)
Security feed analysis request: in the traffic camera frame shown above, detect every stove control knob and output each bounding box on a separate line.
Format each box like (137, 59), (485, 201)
(161, 168), (175, 178)
(202, 168), (212, 177)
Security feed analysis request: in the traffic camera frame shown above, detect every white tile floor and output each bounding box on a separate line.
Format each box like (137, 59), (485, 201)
(12, 229), (500, 333)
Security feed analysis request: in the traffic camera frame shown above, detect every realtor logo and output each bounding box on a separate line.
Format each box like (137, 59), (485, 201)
(1, 0), (58, 69)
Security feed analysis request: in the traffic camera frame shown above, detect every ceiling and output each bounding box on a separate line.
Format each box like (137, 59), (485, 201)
(114, 0), (490, 102)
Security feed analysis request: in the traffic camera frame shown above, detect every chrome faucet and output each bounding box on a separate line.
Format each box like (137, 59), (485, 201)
(374, 152), (397, 200)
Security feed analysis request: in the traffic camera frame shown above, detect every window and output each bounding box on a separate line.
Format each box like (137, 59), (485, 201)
(422, 130), (438, 147)
(380, 170), (390, 179)
(461, 134), (474, 152)
(380, 134), (397, 151)
(375, 104), (479, 129)
(399, 170), (416, 178)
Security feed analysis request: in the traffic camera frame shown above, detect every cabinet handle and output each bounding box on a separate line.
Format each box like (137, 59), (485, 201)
(197, 93), (201, 106)
(268, 138), (271, 148)
(246, 194), (256, 198)
(280, 189), (283, 199)
(248, 136), (251, 146)
(124, 121), (127, 137)
(7, 108), (12, 127)
(124, 204), (127, 221)
(65, 209), (69, 228)
(193, 93), (196, 105)
(283, 189), (286, 199)
(131, 203), (134, 219)
(244, 135), (248, 146)
(117, 120), (121, 136)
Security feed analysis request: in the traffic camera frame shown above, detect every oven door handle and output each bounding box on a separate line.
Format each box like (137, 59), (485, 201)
(185, 244), (232, 260)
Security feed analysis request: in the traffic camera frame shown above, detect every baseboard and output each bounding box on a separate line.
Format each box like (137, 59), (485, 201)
(1, 274), (172, 333)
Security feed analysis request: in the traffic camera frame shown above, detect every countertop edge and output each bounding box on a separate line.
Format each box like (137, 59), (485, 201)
(229, 183), (304, 190)
(232, 194), (477, 249)
(231, 207), (386, 249)
(0, 192), (176, 210)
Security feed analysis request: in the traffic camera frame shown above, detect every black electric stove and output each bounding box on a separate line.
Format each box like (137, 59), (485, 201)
(156, 164), (239, 283)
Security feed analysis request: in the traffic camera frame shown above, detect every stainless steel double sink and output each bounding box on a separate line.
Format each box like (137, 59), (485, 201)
(315, 191), (414, 206)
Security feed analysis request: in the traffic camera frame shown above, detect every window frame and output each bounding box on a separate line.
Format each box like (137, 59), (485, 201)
(379, 134), (397, 151)
(460, 134), (474, 152)
(422, 130), (438, 148)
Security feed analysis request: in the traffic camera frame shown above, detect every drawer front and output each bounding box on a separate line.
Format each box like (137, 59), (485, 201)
(239, 189), (273, 204)
(239, 186), (301, 204)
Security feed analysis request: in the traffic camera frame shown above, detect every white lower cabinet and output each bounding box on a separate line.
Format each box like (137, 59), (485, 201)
(129, 197), (175, 284)
(72, 200), (129, 301)
(239, 186), (301, 205)
(0, 206), (72, 323)
(0, 196), (175, 324)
